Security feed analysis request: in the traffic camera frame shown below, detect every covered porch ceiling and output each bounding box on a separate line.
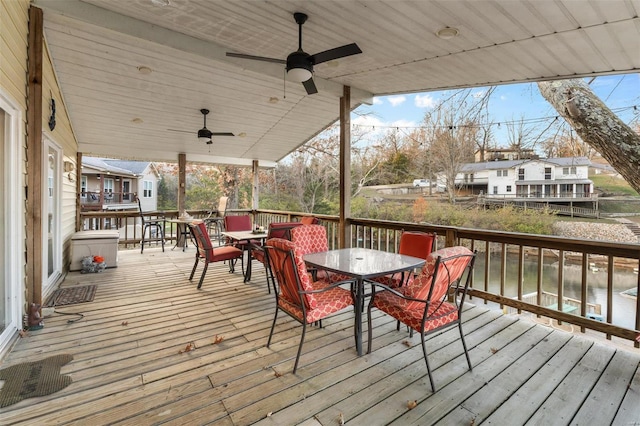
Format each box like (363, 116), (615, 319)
(34, 0), (640, 167)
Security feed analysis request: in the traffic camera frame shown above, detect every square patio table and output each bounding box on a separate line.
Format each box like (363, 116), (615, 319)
(222, 230), (268, 282)
(303, 248), (425, 356)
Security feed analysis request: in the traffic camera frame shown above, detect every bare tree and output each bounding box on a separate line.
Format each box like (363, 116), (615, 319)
(538, 78), (640, 193)
(505, 116), (539, 157)
(423, 88), (488, 203)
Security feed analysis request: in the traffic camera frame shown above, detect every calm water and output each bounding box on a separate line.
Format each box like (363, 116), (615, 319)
(472, 253), (639, 330)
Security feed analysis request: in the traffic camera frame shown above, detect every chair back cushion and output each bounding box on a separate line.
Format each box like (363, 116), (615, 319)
(266, 238), (317, 309)
(300, 216), (319, 225)
(216, 196), (229, 216)
(224, 215), (252, 232)
(399, 231), (435, 260)
(404, 246), (475, 310)
(268, 222), (303, 240)
(290, 224), (328, 256)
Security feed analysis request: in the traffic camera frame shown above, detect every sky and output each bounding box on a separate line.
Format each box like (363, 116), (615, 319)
(351, 73), (640, 150)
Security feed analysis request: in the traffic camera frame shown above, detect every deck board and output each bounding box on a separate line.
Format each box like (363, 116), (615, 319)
(1, 247), (639, 425)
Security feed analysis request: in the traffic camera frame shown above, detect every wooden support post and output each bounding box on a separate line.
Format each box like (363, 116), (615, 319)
(26, 6), (44, 306)
(76, 152), (83, 231)
(252, 159), (259, 211)
(339, 86), (351, 248)
(178, 153), (186, 213)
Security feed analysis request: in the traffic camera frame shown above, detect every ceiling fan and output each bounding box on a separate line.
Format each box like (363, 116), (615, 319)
(226, 12), (362, 95)
(167, 109), (234, 144)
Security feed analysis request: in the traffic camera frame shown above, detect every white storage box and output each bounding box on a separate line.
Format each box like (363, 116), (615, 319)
(71, 230), (119, 271)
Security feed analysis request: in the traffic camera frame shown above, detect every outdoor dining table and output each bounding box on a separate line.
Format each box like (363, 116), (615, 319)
(221, 230), (268, 282)
(166, 218), (196, 251)
(303, 248), (426, 356)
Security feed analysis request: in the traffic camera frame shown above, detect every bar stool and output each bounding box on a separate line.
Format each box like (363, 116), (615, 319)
(137, 197), (165, 253)
(204, 196), (228, 242)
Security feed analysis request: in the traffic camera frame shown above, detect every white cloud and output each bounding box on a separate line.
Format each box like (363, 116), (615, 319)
(414, 94), (436, 108)
(391, 119), (417, 128)
(372, 97), (384, 105)
(500, 95), (507, 101)
(388, 95), (406, 107)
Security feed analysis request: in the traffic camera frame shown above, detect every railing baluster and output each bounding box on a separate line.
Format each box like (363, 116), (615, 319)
(557, 249), (565, 325)
(580, 253), (588, 333)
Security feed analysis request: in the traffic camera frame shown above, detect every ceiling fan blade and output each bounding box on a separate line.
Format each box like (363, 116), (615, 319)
(211, 132), (235, 137)
(310, 43), (362, 65)
(302, 78), (318, 95)
(226, 52), (286, 64)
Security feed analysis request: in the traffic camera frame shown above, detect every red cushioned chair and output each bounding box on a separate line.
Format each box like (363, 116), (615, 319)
(372, 231), (436, 288)
(188, 222), (244, 290)
(252, 222), (303, 293)
(265, 237), (354, 373)
(367, 246), (476, 392)
(289, 224), (351, 283)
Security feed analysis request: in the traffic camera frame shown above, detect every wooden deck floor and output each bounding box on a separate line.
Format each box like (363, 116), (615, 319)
(1, 247), (639, 425)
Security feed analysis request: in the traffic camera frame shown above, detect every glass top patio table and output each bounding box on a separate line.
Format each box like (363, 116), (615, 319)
(303, 248), (425, 356)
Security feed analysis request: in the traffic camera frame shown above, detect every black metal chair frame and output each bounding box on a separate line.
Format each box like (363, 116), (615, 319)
(136, 197), (165, 253)
(188, 223), (244, 289)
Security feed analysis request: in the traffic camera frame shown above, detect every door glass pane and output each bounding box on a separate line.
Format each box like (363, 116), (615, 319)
(44, 140), (61, 288)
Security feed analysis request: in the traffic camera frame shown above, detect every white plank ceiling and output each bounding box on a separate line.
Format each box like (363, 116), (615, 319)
(34, 0), (640, 167)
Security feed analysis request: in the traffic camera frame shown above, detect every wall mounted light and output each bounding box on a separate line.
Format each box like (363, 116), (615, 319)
(64, 160), (75, 181)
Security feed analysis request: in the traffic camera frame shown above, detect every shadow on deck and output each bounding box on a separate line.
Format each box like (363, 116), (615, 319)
(1, 247), (639, 425)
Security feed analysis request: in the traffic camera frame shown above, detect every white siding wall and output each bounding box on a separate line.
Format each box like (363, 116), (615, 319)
(520, 161), (554, 181)
(137, 166), (158, 211)
(487, 168), (514, 195)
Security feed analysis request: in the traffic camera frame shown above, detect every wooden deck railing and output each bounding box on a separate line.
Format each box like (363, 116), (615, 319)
(79, 208), (640, 345)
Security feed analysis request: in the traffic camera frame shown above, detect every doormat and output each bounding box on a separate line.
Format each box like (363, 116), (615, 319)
(45, 285), (96, 307)
(0, 354), (73, 408)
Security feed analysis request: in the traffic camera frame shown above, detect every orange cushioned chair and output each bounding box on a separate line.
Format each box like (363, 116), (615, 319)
(289, 224), (351, 283)
(252, 222), (303, 293)
(188, 222), (244, 289)
(265, 237), (354, 373)
(367, 246), (476, 392)
(372, 231), (436, 288)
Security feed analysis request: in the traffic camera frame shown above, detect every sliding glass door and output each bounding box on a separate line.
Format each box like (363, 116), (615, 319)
(0, 91), (23, 353)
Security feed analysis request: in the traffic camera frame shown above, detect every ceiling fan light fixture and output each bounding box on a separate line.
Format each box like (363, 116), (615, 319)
(436, 27), (459, 39)
(288, 67), (313, 83)
(286, 50), (313, 82)
(198, 127), (212, 143)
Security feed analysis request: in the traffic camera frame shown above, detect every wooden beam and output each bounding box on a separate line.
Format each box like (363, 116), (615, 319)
(252, 160), (259, 210)
(178, 153), (186, 213)
(26, 5), (44, 306)
(339, 86), (351, 248)
(76, 151), (82, 231)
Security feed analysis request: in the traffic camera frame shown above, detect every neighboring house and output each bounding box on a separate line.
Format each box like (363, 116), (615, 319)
(439, 157), (594, 200)
(81, 157), (159, 212)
